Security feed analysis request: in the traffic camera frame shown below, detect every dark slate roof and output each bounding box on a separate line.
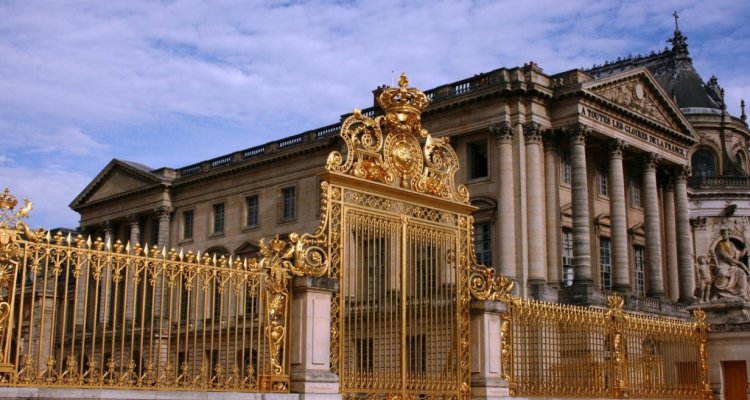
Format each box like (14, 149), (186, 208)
(587, 28), (722, 110)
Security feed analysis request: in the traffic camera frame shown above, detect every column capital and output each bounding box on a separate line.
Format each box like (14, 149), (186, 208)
(690, 216), (708, 229)
(100, 220), (112, 231)
(641, 152), (661, 171)
(564, 123), (590, 144)
(673, 164), (691, 181)
(490, 121), (513, 143)
(126, 213), (141, 224)
(523, 121), (545, 144)
(155, 206), (173, 220)
(607, 139), (628, 158)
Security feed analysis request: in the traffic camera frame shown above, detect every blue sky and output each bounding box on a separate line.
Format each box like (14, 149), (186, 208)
(1, 0), (749, 229)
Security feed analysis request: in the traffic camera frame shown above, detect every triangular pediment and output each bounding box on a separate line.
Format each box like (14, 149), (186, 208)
(70, 159), (164, 209)
(582, 67), (698, 140)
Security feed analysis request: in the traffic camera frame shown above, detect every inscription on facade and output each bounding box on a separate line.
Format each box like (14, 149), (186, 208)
(580, 106), (686, 157)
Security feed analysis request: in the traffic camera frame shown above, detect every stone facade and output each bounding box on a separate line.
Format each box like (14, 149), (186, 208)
(69, 26), (750, 398)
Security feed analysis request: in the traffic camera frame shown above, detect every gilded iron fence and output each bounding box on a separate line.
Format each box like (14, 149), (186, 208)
(501, 295), (711, 399)
(0, 222), (300, 392)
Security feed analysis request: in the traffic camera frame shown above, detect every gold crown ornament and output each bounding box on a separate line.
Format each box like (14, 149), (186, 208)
(0, 188), (18, 211)
(377, 73), (430, 123)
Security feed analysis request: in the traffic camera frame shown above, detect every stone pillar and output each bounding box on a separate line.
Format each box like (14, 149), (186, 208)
(100, 220), (113, 323)
(127, 213), (141, 247)
(543, 131), (562, 289)
(562, 124), (598, 305)
(155, 206), (172, 249)
(674, 165), (695, 303)
(470, 300), (509, 400)
(290, 276), (340, 398)
(567, 124), (592, 284)
(643, 153), (665, 297)
(490, 122), (516, 282)
(524, 122), (547, 297)
(662, 177), (679, 302)
(102, 220), (113, 244)
(608, 139), (630, 292)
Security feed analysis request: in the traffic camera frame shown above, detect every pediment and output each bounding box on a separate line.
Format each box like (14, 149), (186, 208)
(234, 241), (260, 257)
(70, 159), (163, 209)
(583, 68), (696, 138)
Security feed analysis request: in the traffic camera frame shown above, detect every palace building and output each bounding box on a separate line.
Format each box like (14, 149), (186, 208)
(69, 22), (750, 396)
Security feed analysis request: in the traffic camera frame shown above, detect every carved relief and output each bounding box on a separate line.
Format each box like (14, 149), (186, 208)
(593, 79), (676, 129)
(695, 226), (750, 303)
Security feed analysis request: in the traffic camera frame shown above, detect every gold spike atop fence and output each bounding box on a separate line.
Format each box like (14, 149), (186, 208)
(0, 188), (327, 392)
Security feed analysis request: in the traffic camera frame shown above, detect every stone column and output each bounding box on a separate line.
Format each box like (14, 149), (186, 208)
(674, 165), (695, 303)
(643, 153), (665, 297)
(102, 220), (113, 244)
(490, 122), (516, 282)
(567, 124), (592, 284)
(127, 213), (141, 247)
(524, 122), (547, 297)
(155, 206), (172, 249)
(662, 177), (679, 302)
(100, 220), (114, 323)
(470, 300), (509, 400)
(290, 276), (341, 398)
(608, 139), (630, 292)
(543, 131), (562, 288)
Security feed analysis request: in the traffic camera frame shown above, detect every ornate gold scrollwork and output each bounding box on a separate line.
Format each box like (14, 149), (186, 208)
(0, 188), (46, 377)
(326, 74), (470, 204)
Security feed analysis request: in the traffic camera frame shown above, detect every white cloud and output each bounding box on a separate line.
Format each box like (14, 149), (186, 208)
(0, 164), (90, 229)
(0, 0), (748, 227)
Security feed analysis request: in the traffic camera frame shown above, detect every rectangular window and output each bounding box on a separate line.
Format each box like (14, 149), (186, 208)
(246, 195), (259, 227)
(598, 162), (608, 196)
(212, 203), (225, 234)
(415, 243), (437, 294)
(468, 141), (489, 179)
(408, 335), (426, 373)
(633, 246), (645, 296)
(365, 237), (387, 299)
(182, 210), (193, 240)
(561, 228), (574, 287)
(150, 219), (159, 245)
(600, 237), (612, 290)
(473, 222), (492, 266)
(560, 151), (571, 185)
(281, 187), (296, 220)
(630, 178), (642, 208)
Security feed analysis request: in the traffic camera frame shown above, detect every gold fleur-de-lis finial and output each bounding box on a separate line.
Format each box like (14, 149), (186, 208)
(398, 73), (409, 88)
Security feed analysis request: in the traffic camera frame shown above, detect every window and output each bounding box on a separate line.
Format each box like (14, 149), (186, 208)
(468, 141), (488, 179)
(182, 210), (193, 240)
(473, 223), (492, 266)
(246, 195), (259, 227)
(599, 237), (612, 290)
(355, 339), (374, 371)
(212, 203), (225, 234)
(691, 149), (715, 177)
(281, 187), (296, 221)
(365, 237), (387, 299)
(150, 219), (159, 245)
(630, 177), (641, 208)
(597, 162), (608, 196)
(561, 228), (573, 287)
(560, 150), (571, 185)
(418, 243), (437, 293)
(408, 335), (426, 373)
(633, 246), (645, 296)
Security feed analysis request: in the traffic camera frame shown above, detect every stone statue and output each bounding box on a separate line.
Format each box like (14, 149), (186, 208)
(711, 229), (750, 302)
(695, 255), (713, 303)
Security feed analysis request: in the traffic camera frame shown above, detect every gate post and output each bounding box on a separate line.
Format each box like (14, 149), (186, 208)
(470, 299), (509, 400)
(290, 276), (341, 400)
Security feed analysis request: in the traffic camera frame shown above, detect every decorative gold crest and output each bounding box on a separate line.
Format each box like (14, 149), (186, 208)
(327, 73), (469, 203)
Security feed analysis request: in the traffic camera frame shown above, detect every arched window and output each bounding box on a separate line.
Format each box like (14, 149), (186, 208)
(691, 149), (715, 177)
(736, 150), (747, 173)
